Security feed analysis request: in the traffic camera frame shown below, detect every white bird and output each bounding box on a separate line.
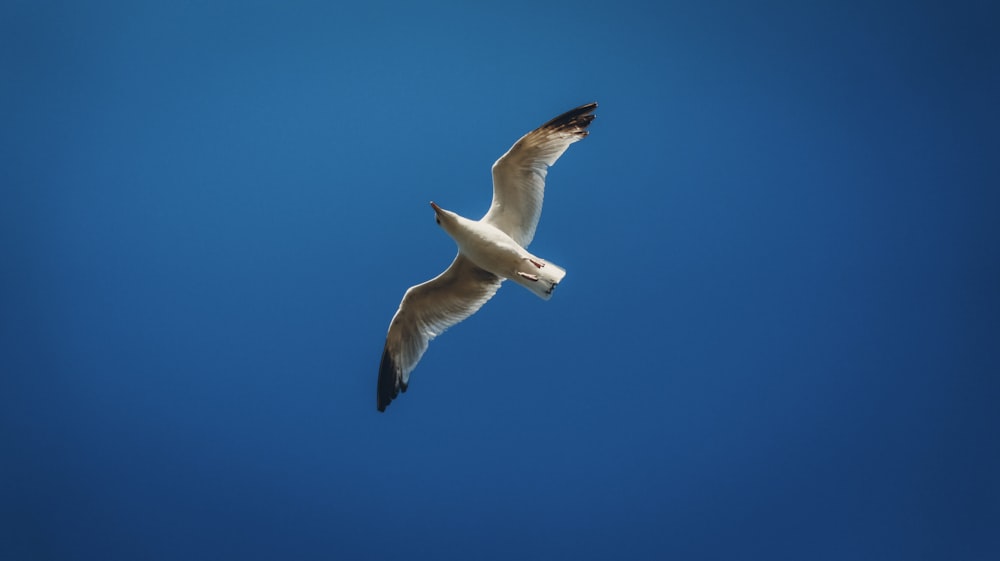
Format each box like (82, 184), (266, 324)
(377, 102), (597, 411)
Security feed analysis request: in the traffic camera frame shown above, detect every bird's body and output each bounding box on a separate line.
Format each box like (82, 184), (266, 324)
(433, 206), (566, 300)
(440, 211), (525, 275)
(377, 102), (597, 411)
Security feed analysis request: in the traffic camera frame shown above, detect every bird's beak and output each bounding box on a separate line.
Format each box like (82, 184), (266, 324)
(429, 201), (441, 213)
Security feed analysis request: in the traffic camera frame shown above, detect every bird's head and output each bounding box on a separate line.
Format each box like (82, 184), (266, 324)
(429, 201), (460, 233)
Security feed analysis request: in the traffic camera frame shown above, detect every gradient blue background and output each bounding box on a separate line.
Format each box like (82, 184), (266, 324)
(3, 1), (998, 559)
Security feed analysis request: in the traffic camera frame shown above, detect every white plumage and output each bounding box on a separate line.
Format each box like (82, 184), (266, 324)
(377, 102), (597, 411)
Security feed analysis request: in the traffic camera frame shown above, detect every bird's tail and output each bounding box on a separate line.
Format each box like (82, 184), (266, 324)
(512, 256), (566, 300)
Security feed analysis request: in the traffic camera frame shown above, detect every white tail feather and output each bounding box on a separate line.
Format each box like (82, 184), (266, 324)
(512, 257), (566, 300)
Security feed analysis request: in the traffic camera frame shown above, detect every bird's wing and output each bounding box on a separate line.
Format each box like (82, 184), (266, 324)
(377, 254), (502, 411)
(482, 102), (596, 247)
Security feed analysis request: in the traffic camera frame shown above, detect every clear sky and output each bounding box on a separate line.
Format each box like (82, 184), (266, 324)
(2, 1), (998, 559)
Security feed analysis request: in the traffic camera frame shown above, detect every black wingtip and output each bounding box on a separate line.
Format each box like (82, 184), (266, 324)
(377, 347), (401, 412)
(540, 102), (598, 135)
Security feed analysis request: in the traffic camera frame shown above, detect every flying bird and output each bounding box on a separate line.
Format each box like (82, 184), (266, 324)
(377, 102), (597, 411)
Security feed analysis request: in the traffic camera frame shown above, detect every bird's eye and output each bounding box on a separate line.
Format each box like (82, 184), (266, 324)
(435, 217), (441, 225)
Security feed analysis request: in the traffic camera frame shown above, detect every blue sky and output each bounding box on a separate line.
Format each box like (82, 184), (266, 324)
(2, 1), (998, 559)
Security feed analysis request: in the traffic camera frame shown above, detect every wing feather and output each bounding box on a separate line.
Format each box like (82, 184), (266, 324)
(377, 254), (502, 411)
(483, 102), (597, 247)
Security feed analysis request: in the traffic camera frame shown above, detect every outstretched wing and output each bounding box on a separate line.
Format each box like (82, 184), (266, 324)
(377, 254), (502, 411)
(483, 102), (597, 247)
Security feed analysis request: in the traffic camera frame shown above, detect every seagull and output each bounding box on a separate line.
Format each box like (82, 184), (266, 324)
(377, 102), (597, 412)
